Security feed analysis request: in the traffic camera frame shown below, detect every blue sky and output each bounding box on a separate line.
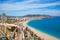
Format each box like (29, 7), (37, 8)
(0, 0), (60, 16)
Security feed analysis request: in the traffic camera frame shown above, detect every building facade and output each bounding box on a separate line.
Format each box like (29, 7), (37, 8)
(1, 13), (7, 23)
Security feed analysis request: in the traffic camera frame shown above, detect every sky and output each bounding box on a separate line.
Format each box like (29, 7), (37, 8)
(0, 0), (60, 16)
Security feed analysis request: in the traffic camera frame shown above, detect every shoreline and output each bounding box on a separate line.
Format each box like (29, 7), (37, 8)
(23, 20), (59, 40)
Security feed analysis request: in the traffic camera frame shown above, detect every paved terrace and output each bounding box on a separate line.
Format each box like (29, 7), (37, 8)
(0, 23), (43, 40)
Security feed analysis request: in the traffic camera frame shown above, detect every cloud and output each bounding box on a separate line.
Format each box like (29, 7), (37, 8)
(0, 0), (60, 16)
(1, 8), (60, 16)
(23, 9), (60, 16)
(0, 1), (60, 10)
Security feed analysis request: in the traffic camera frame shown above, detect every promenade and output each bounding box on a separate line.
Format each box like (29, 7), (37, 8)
(0, 19), (59, 40)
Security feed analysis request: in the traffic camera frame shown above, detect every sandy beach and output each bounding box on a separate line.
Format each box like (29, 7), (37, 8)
(23, 20), (60, 40)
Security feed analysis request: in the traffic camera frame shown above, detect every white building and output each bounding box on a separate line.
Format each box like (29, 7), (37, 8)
(1, 13), (7, 23)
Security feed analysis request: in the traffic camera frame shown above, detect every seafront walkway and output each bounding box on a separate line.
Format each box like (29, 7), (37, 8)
(0, 23), (20, 40)
(0, 23), (18, 26)
(0, 21), (44, 40)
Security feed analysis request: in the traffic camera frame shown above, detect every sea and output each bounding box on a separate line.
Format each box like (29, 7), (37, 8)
(27, 16), (60, 38)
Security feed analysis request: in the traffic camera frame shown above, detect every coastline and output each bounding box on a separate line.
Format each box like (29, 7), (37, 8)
(23, 20), (59, 40)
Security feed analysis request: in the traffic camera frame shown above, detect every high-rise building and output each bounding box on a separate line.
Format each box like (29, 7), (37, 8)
(1, 13), (7, 23)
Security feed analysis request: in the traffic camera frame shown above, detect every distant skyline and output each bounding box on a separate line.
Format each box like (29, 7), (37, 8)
(0, 0), (60, 16)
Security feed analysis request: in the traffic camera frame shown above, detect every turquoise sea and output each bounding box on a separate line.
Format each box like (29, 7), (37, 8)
(27, 16), (60, 38)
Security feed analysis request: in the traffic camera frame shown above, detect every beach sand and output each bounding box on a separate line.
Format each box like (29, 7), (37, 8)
(23, 20), (60, 40)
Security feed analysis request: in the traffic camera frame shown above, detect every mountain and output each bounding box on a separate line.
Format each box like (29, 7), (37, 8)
(24, 14), (52, 18)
